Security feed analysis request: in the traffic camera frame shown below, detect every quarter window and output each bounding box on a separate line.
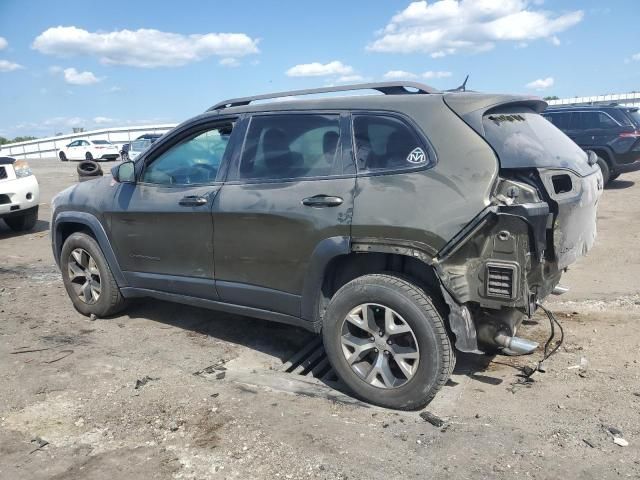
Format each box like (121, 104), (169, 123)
(352, 115), (427, 173)
(238, 114), (341, 180)
(142, 123), (233, 185)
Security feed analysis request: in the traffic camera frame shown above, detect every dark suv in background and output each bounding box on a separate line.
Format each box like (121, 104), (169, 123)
(543, 105), (640, 184)
(51, 82), (602, 410)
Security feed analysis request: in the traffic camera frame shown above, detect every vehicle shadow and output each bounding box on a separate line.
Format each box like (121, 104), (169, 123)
(606, 179), (635, 190)
(0, 219), (50, 239)
(125, 298), (313, 362)
(125, 298), (516, 406)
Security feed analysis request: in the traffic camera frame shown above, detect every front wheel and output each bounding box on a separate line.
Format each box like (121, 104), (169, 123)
(322, 274), (454, 410)
(60, 232), (127, 317)
(85, 152), (94, 161)
(596, 157), (611, 185)
(4, 206), (38, 232)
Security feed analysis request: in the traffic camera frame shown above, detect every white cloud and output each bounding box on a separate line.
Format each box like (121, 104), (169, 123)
(0, 60), (24, 72)
(383, 70), (417, 79)
(108, 85), (122, 93)
(219, 57), (240, 67)
(32, 26), (260, 68)
(93, 116), (115, 124)
(525, 76), (554, 90)
(63, 67), (101, 85)
(286, 61), (354, 77)
(626, 52), (640, 63)
(0, 37), (7, 50)
(367, 0), (583, 57)
(550, 35), (561, 46)
(422, 70), (452, 79)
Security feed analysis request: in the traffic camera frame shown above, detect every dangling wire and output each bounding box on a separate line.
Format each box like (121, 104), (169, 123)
(523, 302), (565, 377)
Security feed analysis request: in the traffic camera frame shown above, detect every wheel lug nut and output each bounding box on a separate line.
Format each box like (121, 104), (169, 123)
(387, 340), (392, 345)
(374, 348), (378, 353)
(384, 350), (389, 356)
(378, 330), (384, 336)
(370, 336), (375, 341)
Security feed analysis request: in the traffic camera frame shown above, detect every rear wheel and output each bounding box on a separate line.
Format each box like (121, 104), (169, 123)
(85, 152), (94, 161)
(322, 273), (454, 410)
(596, 157), (611, 185)
(4, 206), (38, 232)
(609, 173), (620, 182)
(59, 151), (67, 162)
(60, 232), (126, 317)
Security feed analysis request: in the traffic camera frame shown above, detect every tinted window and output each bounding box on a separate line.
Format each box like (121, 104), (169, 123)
(239, 114), (341, 180)
(142, 123), (233, 185)
(626, 109), (640, 127)
(353, 115), (427, 173)
(608, 109), (634, 127)
(575, 111), (618, 129)
(545, 112), (571, 130)
(92, 140), (111, 145)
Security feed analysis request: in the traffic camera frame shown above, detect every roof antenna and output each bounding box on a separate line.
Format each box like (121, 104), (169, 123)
(447, 75), (469, 92)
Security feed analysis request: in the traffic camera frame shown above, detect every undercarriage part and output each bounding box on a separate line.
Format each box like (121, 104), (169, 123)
(493, 333), (538, 355)
(439, 285), (480, 353)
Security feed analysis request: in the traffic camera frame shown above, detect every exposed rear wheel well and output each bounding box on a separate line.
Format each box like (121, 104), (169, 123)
(319, 252), (445, 321)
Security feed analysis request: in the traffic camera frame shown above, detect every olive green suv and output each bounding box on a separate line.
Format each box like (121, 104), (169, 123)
(51, 82), (602, 409)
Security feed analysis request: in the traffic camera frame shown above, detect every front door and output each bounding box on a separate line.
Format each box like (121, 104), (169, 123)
(108, 120), (237, 299)
(213, 113), (355, 317)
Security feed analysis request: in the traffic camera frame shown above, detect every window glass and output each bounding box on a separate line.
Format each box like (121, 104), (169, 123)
(545, 112), (570, 130)
(596, 112), (618, 128)
(353, 115), (427, 172)
(239, 114), (340, 180)
(608, 109), (633, 127)
(142, 123), (233, 185)
(92, 140), (111, 145)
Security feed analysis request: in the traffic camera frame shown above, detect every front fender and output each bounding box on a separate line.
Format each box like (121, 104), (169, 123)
(52, 211), (127, 287)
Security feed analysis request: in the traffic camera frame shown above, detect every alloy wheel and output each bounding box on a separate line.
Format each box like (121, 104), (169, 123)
(68, 248), (101, 304)
(340, 303), (420, 388)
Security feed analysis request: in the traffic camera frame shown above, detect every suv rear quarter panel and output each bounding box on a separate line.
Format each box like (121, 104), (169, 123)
(351, 96), (498, 253)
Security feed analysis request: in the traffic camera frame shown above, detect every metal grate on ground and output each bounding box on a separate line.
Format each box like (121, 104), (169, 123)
(280, 336), (339, 384)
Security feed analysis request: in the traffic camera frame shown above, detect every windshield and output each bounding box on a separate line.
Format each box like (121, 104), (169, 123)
(92, 140), (112, 145)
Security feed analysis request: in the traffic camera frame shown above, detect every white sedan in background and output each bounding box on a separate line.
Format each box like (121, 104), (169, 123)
(58, 139), (120, 162)
(0, 156), (39, 231)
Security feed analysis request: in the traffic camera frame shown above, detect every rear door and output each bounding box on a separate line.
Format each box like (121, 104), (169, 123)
(108, 118), (238, 299)
(212, 112), (355, 317)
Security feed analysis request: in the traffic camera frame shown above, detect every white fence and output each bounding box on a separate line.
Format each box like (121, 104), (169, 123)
(0, 124), (177, 160)
(547, 92), (640, 108)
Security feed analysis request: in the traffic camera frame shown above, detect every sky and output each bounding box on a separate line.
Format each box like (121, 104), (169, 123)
(0, 0), (639, 139)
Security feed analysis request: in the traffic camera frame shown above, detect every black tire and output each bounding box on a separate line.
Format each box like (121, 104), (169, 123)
(60, 232), (127, 317)
(4, 206), (38, 232)
(322, 273), (455, 410)
(609, 173), (620, 182)
(85, 152), (94, 161)
(77, 160), (102, 177)
(596, 157), (611, 185)
(59, 151), (67, 162)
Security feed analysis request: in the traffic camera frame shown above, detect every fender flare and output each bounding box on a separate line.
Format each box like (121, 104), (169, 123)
(53, 211), (128, 287)
(300, 236), (350, 322)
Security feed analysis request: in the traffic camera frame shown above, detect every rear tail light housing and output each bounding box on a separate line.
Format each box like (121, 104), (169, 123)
(619, 130), (640, 138)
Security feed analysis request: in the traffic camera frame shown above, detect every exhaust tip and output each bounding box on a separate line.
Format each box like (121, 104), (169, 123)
(552, 285), (569, 295)
(494, 333), (538, 355)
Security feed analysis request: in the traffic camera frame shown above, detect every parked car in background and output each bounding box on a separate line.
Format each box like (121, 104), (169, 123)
(543, 105), (640, 184)
(51, 82), (602, 410)
(0, 156), (39, 231)
(59, 139), (120, 162)
(127, 139), (152, 160)
(120, 133), (163, 160)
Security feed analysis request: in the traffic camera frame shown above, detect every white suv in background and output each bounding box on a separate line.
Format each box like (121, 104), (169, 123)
(0, 157), (39, 232)
(58, 139), (120, 162)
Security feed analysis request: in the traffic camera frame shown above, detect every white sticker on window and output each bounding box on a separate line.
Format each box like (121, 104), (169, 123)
(406, 147), (426, 164)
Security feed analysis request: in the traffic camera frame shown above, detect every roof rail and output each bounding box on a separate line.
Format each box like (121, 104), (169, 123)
(207, 81), (438, 111)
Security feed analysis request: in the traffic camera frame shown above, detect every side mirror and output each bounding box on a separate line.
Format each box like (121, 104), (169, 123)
(586, 150), (598, 166)
(112, 161), (136, 183)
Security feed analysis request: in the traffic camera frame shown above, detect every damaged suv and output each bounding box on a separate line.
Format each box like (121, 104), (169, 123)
(51, 82), (602, 410)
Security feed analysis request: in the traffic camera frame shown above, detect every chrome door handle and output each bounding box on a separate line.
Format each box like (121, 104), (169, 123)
(179, 195), (207, 206)
(302, 195), (343, 207)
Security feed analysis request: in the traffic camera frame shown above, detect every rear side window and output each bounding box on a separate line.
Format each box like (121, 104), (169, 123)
(545, 112), (571, 130)
(92, 140), (111, 145)
(238, 114), (341, 180)
(573, 111), (618, 129)
(353, 115), (428, 173)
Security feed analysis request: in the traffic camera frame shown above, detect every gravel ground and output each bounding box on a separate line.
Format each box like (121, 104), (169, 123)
(1, 159), (639, 479)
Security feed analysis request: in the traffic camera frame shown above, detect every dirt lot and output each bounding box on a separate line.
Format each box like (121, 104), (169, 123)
(1, 159), (639, 479)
